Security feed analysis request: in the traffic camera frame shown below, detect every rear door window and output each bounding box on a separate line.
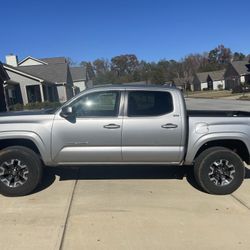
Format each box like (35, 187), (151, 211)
(127, 91), (173, 117)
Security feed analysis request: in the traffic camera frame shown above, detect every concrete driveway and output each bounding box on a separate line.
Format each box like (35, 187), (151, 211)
(0, 98), (250, 250)
(1, 166), (250, 250)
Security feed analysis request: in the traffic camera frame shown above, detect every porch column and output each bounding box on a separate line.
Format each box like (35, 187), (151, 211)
(64, 85), (67, 101)
(51, 86), (56, 102)
(40, 84), (44, 102)
(45, 85), (49, 101)
(3, 85), (9, 111)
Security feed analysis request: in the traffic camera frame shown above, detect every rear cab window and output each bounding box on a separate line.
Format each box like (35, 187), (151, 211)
(127, 91), (173, 117)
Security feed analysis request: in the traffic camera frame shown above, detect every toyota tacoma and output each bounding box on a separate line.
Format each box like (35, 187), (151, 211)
(0, 85), (249, 196)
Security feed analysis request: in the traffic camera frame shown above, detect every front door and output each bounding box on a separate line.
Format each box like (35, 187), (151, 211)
(122, 90), (183, 163)
(207, 80), (213, 90)
(51, 90), (123, 164)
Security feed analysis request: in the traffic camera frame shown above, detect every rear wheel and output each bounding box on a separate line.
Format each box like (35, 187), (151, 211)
(0, 146), (43, 196)
(194, 147), (245, 195)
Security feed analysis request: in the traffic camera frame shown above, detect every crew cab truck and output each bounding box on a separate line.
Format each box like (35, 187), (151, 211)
(0, 85), (249, 196)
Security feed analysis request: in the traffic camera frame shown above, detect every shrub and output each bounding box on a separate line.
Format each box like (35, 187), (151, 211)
(232, 85), (243, 93)
(217, 84), (223, 91)
(9, 103), (24, 111)
(9, 101), (61, 111)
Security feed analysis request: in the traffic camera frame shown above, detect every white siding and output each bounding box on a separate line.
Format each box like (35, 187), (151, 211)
(213, 80), (225, 90)
(201, 82), (207, 90)
(73, 80), (86, 92)
(190, 84), (194, 91)
(240, 76), (245, 83)
(57, 85), (67, 103)
(5, 70), (42, 105)
(18, 58), (44, 66)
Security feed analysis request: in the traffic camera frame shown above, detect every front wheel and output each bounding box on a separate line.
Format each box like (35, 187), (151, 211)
(194, 147), (245, 195)
(0, 146), (43, 196)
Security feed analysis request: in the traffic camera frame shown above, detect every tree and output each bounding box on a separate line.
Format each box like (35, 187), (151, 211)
(77, 44), (246, 87)
(111, 54), (139, 77)
(233, 52), (246, 61)
(149, 62), (167, 84)
(93, 59), (110, 75)
(208, 44), (232, 66)
(66, 57), (76, 66)
(85, 62), (95, 80)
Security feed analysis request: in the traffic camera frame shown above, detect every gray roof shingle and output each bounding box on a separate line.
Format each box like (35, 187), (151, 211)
(207, 70), (225, 81)
(196, 70), (225, 83)
(195, 72), (209, 83)
(70, 67), (87, 81)
(17, 63), (68, 83)
(231, 61), (250, 75)
(39, 57), (67, 64)
(4, 63), (47, 82)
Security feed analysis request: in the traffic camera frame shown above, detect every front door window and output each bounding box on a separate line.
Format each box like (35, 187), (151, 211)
(71, 91), (121, 117)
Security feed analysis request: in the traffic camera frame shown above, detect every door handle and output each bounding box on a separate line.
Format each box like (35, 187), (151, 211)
(161, 123), (178, 129)
(103, 124), (121, 129)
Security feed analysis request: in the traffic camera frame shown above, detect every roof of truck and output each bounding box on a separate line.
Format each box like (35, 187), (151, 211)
(89, 83), (179, 90)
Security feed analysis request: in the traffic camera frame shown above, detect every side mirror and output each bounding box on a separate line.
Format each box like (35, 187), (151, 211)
(60, 106), (75, 118)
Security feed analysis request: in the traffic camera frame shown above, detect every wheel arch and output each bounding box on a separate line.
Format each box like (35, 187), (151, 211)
(0, 132), (50, 165)
(194, 139), (250, 164)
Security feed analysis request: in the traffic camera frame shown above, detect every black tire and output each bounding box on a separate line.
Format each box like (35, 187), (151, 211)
(194, 147), (245, 195)
(0, 146), (43, 196)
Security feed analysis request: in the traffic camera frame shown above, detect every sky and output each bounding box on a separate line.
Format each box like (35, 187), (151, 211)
(1, 0), (250, 64)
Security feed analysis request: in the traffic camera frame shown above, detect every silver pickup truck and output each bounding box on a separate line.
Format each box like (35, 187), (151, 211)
(0, 85), (249, 196)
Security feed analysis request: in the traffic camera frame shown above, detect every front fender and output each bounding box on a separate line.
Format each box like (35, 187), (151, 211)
(0, 131), (51, 165)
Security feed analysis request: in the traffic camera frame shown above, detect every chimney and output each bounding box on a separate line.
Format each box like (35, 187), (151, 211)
(5, 54), (18, 67)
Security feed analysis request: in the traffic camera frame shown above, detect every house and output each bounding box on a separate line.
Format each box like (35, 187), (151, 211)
(70, 66), (93, 94)
(17, 56), (74, 102)
(4, 55), (59, 105)
(4, 55), (74, 104)
(224, 61), (250, 90)
(193, 70), (225, 91)
(173, 77), (193, 91)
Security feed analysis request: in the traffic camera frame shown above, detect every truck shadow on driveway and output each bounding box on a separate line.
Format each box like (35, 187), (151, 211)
(34, 165), (250, 194)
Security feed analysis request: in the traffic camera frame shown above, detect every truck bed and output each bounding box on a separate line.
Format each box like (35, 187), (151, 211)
(188, 110), (250, 117)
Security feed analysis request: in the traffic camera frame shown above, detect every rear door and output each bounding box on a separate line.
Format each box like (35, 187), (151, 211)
(122, 90), (183, 163)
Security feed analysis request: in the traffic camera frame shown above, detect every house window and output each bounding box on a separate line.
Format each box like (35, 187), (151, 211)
(26, 85), (42, 103)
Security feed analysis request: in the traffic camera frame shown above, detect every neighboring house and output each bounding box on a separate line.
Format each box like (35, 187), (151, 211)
(70, 66), (93, 94)
(17, 56), (74, 103)
(193, 70), (225, 91)
(4, 55), (59, 105)
(224, 61), (250, 90)
(173, 77), (193, 91)
(4, 63), (58, 105)
(5, 55), (74, 104)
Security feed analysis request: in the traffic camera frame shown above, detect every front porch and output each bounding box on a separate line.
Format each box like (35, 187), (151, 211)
(5, 81), (23, 106)
(26, 83), (59, 103)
